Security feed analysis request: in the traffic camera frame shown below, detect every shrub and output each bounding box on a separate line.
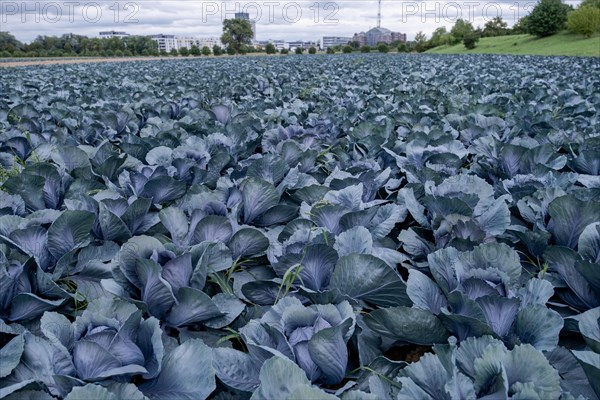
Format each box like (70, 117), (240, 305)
(326, 47), (335, 54)
(568, 6), (600, 37)
(227, 46), (236, 55)
(463, 33), (480, 49)
(295, 47), (304, 54)
(527, 0), (570, 37)
(280, 48), (289, 54)
(265, 43), (276, 54)
(360, 45), (371, 53)
(190, 45), (200, 56)
(342, 45), (353, 53)
(169, 48), (178, 56)
(397, 43), (408, 52)
(377, 43), (389, 53)
(308, 46), (317, 54)
(202, 46), (211, 56)
(179, 47), (189, 56)
(212, 45), (223, 56)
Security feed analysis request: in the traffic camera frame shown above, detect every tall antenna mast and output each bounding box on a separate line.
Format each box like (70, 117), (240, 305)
(377, 0), (382, 28)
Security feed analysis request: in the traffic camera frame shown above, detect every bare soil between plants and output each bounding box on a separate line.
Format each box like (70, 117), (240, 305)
(0, 57), (182, 68)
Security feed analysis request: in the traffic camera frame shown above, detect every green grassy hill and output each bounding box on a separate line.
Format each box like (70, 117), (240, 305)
(426, 31), (600, 57)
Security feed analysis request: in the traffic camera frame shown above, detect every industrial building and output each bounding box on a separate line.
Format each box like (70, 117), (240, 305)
(352, 1), (406, 46)
(286, 40), (320, 52)
(352, 28), (406, 47)
(258, 39), (287, 51)
(321, 36), (352, 50)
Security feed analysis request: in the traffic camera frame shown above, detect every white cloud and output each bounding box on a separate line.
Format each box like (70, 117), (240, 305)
(0, 0), (582, 42)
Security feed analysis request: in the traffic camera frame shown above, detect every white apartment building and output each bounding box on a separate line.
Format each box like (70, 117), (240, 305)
(151, 34), (178, 53)
(151, 35), (223, 53)
(195, 37), (223, 49)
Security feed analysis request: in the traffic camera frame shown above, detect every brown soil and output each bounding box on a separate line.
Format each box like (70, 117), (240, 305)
(0, 57), (182, 68)
(0, 53), (279, 68)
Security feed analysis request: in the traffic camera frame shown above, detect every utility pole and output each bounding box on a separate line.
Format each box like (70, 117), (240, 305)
(377, 0), (382, 28)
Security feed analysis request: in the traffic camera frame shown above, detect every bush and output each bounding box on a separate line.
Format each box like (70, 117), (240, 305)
(169, 48), (178, 57)
(265, 43), (276, 54)
(397, 43), (408, 52)
(463, 33), (480, 49)
(190, 45), (200, 56)
(227, 46), (236, 55)
(568, 6), (600, 37)
(342, 45), (353, 53)
(360, 45), (371, 53)
(202, 46), (211, 56)
(179, 47), (189, 56)
(212, 45), (223, 56)
(295, 47), (304, 54)
(308, 46), (317, 54)
(280, 48), (289, 54)
(527, 0), (570, 37)
(326, 47), (335, 54)
(377, 43), (389, 53)
(0, 50), (12, 58)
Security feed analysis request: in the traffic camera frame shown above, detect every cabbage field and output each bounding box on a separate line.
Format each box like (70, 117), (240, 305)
(1, 54), (599, 399)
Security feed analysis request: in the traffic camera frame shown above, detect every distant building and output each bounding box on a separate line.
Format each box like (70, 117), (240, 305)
(258, 39), (287, 51)
(234, 12), (256, 40)
(151, 34), (177, 53)
(99, 31), (130, 39)
(321, 36), (352, 50)
(196, 37), (222, 48)
(353, 27), (406, 46)
(151, 34), (222, 52)
(305, 41), (320, 50)
(176, 36), (198, 50)
(286, 40), (320, 51)
(151, 34), (176, 53)
(176, 36), (222, 50)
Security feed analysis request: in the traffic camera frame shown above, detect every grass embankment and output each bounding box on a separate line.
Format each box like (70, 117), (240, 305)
(426, 31), (600, 57)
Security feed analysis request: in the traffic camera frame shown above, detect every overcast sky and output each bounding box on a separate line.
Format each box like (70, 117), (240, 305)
(0, 0), (581, 42)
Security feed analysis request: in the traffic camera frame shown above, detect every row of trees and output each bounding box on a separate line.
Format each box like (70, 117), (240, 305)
(0, 32), (159, 58)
